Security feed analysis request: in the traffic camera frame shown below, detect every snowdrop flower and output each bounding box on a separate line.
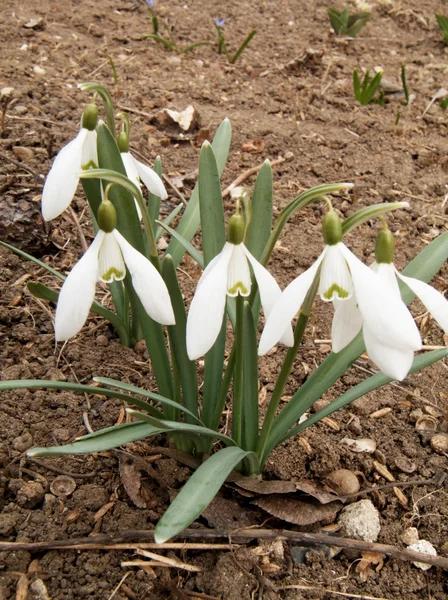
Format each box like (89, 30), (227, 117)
(42, 104), (99, 221)
(186, 213), (293, 360)
(332, 228), (448, 367)
(55, 199), (175, 341)
(117, 131), (168, 217)
(259, 210), (422, 381)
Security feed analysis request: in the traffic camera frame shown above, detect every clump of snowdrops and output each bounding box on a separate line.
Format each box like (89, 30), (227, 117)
(2, 83), (447, 543)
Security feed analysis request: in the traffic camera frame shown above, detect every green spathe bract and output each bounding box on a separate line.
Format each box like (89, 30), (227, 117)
(4, 83), (447, 544)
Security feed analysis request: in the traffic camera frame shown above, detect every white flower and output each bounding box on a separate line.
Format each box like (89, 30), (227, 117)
(42, 128), (98, 221)
(55, 229), (175, 341)
(259, 242), (422, 381)
(332, 261), (448, 368)
(121, 152), (167, 219)
(186, 242), (294, 360)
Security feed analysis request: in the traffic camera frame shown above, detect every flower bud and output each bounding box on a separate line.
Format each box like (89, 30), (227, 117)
(117, 131), (129, 153)
(375, 228), (395, 264)
(81, 104), (99, 131)
(98, 199), (117, 233)
(227, 214), (245, 245)
(322, 210), (343, 246)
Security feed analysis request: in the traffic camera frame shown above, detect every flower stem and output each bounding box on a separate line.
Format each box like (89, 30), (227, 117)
(232, 294), (245, 448)
(256, 270), (320, 465)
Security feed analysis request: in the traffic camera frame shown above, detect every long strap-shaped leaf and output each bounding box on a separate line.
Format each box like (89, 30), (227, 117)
(263, 231), (448, 462)
(164, 118), (231, 267)
(283, 348), (448, 442)
(154, 446), (258, 543)
(28, 422), (163, 456)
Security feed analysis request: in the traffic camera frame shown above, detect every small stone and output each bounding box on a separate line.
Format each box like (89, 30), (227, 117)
(14, 105), (28, 114)
(430, 433), (448, 454)
(44, 367), (66, 381)
(95, 335), (109, 347)
(0, 87), (14, 99)
(401, 527), (419, 546)
(24, 17), (44, 29)
(33, 65), (46, 76)
(12, 432), (33, 452)
(408, 540), (437, 570)
(348, 415), (362, 435)
(338, 499), (381, 542)
(394, 456), (417, 474)
(17, 481), (45, 508)
(12, 146), (35, 161)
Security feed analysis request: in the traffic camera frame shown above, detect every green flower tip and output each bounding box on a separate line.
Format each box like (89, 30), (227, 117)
(117, 131), (129, 153)
(227, 214), (245, 245)
(375, 228), (395, 264)
(98, 199), (117, 233)
(81, 104), (99, 131)
(322, 210), (343, 246)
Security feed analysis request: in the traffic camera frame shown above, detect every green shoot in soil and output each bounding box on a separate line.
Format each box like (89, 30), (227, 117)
(327, 6), (371, 37)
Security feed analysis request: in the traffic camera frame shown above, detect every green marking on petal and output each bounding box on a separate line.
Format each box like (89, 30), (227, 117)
(81, 160), (98, 170)
(101, 267), (125, 283)
(323, 284), (350, 300)
(228, 281), (249, 296)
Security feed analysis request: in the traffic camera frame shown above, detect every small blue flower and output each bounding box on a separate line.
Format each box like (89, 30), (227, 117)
(214, 18), (225, 26)
(146, 0), (155, 7)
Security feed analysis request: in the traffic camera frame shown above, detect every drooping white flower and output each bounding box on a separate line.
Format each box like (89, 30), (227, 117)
(42, 104), (99, 222)
(259, 212), (422, 381)
(55, 226), (175, 342)
(121, 152), (167, 201)
(186, 238), (294, 361)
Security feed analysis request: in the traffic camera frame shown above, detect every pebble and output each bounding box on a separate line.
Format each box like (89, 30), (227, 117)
(14, 105), (28, 114)
(96, 334), (109, 347)
(338, 499), (381, 542)
(408, 540), (437, 570)
(44, 367), (66, 381)
(33, 65), (46, 76)
(12, 432), (34, 452)
(17, 481), (45, 508)
(401, 527), (419, 546)
(430, 433), (448, 454)
(12, 146), (35, 161)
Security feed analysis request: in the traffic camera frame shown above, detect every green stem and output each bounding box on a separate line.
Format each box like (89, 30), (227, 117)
(232, 295), (245, 447)
(257, 269), (320, 466)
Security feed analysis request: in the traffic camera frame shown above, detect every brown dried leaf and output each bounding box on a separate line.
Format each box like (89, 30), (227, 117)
(16, 574), (29, 600)
(253, 495), (341, 526)
(118, 453), (162, 509)
(202, 493), (259, 529)
(232, 477), (339, 504)
(357, 552), (384, 581)
(241, 139), (265, 153)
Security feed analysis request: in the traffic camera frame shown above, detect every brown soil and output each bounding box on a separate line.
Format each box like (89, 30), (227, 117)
(1, 0), (448, 598)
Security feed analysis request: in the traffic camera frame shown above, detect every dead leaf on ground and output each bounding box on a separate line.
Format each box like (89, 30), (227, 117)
(232, 476), (339, 504)
(118, 452), (168, 509)
(241, 139), (265, 153)
(202, 493), (259, 529)
(156, 105), (200, 131)
(253, 496), (341, 526)
(356, 551), (384, 581)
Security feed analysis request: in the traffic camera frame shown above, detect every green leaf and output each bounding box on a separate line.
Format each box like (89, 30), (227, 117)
(342, 202), (409, 235)
(155, 204), (183, 242)
(144, 33), (177, 51)
(28, 422), (162, 456)
(127, 411), (235, 445)
(246, 160), (273, 261)
(230, 30), (256, 64)
(263, 231), (448, 462)
(164, 118), (231, 267)
(0, 240), (65, 281)
(198, 141), (226, 265)
(436, 14), (448, 45)
(162, 256), (199, 421)
(27, 281), (129, 344)
(157, 222), (204, 267)
(96, 123), (145, 254)
(0, 379), (163, 418)
(353, 68), (361, 100)
(92, 376), (202, 423)
(154, 447), (257, 543)
(180, 41), (213, 54)
(284, 348), (448, 442)
(241, 302), (259, 452)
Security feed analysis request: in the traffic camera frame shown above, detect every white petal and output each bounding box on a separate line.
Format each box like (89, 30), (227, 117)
(363, 325), (415, 381)
(396, 271), (448, 332)
(258, 250), (326, 356)
(331, 295), (363, 352)
(81, 130), (98, 169)
(113, 230), (175, 326)
(243, 245), (294, 346)
(54, 231), (103, 341)
(133, 155), (168, 200)
(373, 262), (401, 297)
(186, 244), (233, 360)
(98, 232), (126, 283)
(340, 244), (421, 352)
(227, 244), (251, 297)
(121, 152), (143, 220)
(318, 243), (354, 301)
(41, 129), (87, 221)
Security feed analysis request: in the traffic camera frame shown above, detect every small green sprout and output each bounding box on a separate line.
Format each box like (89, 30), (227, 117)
(436, 14), (448, 45)
(353, 67), (384, 106)
(440, 96), (448, 110)
(401, 64), (410, 106)
(213, 19), (256, 64)
(145, 4), (211, 54)
(327, 5), (371, 37)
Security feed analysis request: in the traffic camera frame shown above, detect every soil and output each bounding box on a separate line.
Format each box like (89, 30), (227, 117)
(1, 0), (448, 598)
